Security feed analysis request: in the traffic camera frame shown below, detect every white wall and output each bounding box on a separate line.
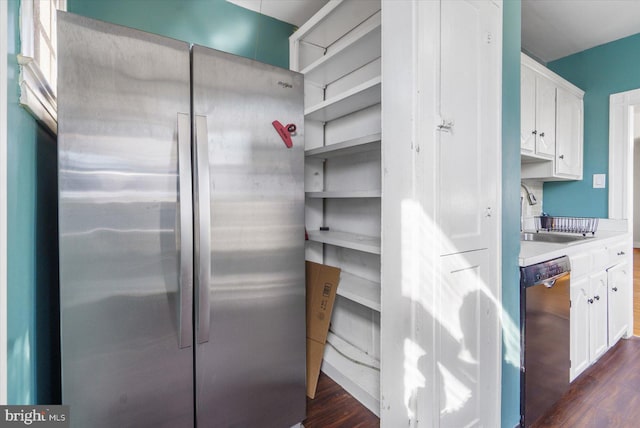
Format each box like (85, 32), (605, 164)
(634, 108), (640, 247)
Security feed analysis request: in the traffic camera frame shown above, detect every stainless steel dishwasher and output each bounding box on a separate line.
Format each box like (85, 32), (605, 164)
(520, 255), (571, 428)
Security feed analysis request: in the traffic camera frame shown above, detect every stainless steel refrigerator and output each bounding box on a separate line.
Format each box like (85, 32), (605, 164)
(57, 12), (305, 428)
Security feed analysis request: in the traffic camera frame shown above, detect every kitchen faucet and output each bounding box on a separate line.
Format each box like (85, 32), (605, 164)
(521, 183), (537, 206)
(521, 183), (537, 231)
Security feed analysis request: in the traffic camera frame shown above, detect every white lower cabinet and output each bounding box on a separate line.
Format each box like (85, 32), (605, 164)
(607, 262), (630, 347)
(569, 237), (632, 381)
(588, 271), (609, 362)
(570, 271), (608, 382)
(570, 276), (589, 381)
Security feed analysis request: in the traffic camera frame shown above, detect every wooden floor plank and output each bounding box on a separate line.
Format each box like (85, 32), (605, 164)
(304, 372), (379, 428)
(533, 337), (640, 428)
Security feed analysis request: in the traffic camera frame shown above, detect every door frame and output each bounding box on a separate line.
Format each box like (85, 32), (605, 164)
(609, 89), (638, 340)
(609, 88), (640, 222)
(0, 0), (9, 405)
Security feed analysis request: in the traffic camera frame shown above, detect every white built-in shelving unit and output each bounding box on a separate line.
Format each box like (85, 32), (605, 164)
(290, 0), (382, 416)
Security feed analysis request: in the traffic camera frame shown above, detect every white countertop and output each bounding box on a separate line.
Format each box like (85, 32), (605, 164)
(519, 230), (630, 266)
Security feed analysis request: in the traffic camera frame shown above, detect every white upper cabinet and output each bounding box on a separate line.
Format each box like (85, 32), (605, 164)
(522, 65), (556, 159)
(521, 53), (584, 181)
(521, 66), (537, 153)
(555, 87), (584, 179)
(535, 75), (557, 158)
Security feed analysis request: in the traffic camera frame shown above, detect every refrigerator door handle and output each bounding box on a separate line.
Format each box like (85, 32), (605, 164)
(177, 113), (194, 349)
(194, 115), (211, 344)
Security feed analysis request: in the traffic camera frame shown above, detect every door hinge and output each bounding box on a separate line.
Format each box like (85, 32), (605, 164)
(486, 32), (493, 44)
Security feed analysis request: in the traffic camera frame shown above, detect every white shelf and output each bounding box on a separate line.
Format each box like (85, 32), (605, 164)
(521, 151), (553, 164)
(305, 133), (381, 159)
(301, 14), (381, 87)
(293, 0), (381, 51)
(307, 230), (381, 254)
(305, 76), (381, 122)
(321, 332), (380, 416)
(338, 272), (380, 311)
(306, 190), (381, 198)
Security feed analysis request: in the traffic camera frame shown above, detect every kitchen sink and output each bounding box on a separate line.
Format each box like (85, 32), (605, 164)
(520, 232), (594, 244)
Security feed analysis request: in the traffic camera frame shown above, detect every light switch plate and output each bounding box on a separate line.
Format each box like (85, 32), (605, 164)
(593, 174), (606, 189)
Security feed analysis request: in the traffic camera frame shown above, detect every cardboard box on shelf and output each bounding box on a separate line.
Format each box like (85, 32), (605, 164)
(305, 261), (340, 399)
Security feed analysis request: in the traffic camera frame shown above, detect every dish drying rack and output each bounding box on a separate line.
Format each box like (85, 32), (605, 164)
(534, 216), (598, 236)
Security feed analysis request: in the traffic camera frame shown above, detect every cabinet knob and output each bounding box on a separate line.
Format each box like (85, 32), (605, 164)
(559, 154), (565, 159)
(532, 130), (537, 135)
(617, 251), (625, 256)
(612, 287), (618, 292)
(539, 132), (545, 137)
(588, 298), (594, 304)
(594, 295), (600, 301)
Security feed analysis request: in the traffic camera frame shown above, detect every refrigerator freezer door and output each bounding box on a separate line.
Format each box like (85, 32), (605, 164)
(58, 13), (194, 428)
(192, 46), (306, 427)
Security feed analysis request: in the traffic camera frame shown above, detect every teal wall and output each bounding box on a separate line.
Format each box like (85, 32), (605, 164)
(501, 1), (521, 427)
(544, 32), (640, 217)
(6, 0), (60, 405)
(67, 0), (296, 69)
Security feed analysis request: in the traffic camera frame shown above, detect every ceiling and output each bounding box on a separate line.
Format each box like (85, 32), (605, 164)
(228, 0), (640, 64)
(522, 0), (640, 63)
(227, 0), (329, 27)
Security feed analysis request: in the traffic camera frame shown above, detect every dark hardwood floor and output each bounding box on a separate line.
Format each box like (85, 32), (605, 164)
(533, 336), (640, 427)
(304, 373), (379, 428)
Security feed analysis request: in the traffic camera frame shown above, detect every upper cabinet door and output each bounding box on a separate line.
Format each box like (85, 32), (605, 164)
(555, 87), (584, 179)
(521, 66), (536, 153)
(439, 0), (500, 256)
(535, 75), (557, 158)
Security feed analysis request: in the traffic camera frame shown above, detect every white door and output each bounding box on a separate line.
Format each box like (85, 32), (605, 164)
(520, 66), (536, 154)
(589, 271), (608, 361)
(438, 0), (500, 256)
(439, 250), (499, 428)
(570, 277), (590, 381)
(607, 262), (629, 347)
(555, 87), (583, 178)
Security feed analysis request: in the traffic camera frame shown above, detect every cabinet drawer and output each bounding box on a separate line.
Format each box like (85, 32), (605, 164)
(569, 252), (590, 279)
(607, 242), (628, 265)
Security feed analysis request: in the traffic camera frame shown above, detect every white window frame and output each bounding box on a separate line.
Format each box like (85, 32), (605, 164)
(18, 0), (66, 134)
(1, 0), (9, 405)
